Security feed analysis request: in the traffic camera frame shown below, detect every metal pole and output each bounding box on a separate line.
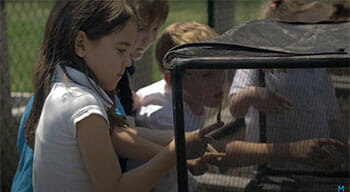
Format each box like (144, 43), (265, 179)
(256, 70), (268, 180)
(0, 0), (15, 191)
(208, 0), (214, 29)
(207, 0), (235, 34)
(171, 67), (188, 192)
(0, 0), (6, 190)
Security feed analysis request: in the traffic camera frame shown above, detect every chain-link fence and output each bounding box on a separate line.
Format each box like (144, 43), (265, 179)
(1, 1), (53, 191)
(2, 0), (350, 191)
(0, 0), (293, 191)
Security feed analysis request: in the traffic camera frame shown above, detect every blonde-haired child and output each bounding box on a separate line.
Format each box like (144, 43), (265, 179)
(133, 21), (347, 191)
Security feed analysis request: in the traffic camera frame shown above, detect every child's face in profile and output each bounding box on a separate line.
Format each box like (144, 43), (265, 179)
(83, 20), (137, 91)
(130, 18), (160, 60)
(182, 70), (227, 108)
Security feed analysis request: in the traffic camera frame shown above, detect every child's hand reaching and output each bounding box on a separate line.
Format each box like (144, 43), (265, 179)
(249, 87), (292, 114)
(187, 158), (208, 176)
(185, 122), (226, 159)
(230, 86), (292, 118)
(187, 144), (226, 176)
(289, 138), (348, 170)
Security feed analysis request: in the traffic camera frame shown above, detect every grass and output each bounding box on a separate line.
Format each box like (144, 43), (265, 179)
(5, 0), (262, 92)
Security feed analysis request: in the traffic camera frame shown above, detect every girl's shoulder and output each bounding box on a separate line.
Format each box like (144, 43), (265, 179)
(48, 82), (106, 113)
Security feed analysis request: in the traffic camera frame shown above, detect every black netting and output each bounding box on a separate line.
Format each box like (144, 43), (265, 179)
(165, 20), (350, 191)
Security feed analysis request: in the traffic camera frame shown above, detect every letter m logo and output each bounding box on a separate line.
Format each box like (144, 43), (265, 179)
(338, 185), (344, 192)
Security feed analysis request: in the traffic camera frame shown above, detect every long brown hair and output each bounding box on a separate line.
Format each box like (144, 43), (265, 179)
(25, 0), (134, 148)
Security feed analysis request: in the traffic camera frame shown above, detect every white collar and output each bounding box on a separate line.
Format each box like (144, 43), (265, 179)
(54, 65), (113, 109)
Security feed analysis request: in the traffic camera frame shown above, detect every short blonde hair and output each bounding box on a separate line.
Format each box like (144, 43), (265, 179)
(155, 21), (218, 74)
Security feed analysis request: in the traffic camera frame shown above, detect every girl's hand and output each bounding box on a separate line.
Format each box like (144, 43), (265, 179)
(249, 87), (292, 113)
(185, 123), (224, 159)
(187, 144), (226, 176)
(187, 158), (208, 176)
(289, 138), (348, 170)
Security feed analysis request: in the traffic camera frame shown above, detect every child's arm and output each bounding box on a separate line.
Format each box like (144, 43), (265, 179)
(229, 87), (255, 117)
(111, 126), (165, 160)
(111, 126), (226, 176)
(206, 139), (286, 168)
(77, 114), (124, 191)
(229, 86), (292, 117)
(77, 114), (215, 192)
(207, 138), (347, 170)
(125, 115), (173, 145)
(126, 126), (174, 146)
(78, 114), (176, 192)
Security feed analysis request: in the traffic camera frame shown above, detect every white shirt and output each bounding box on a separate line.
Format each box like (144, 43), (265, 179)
(230, 69), (339, 171)
(136, 79), (206, 132)
(33, 65), (112, 192)
(132, 79), (203, 192)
